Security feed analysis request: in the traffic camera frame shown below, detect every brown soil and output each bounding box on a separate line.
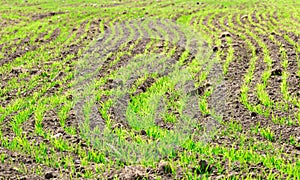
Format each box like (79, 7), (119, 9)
(32, 11), (66, 21)
(1, 2), (299, 179)
(187, 7), (300, 177)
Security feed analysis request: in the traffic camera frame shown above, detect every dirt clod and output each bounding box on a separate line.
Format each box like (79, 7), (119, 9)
(251, 112), (257, 117)
(198, 160), (213, 173)
(271, 68), (282, 76)
(219, 31), (231, 38)
(11, 67), (26, 74)
(212, 46), (218, 52)
(158, 162), (173, 174)
(140, 129), (147, 135)
(45, 171), (55, 179)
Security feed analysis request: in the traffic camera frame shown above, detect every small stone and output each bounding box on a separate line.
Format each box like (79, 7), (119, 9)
(74, 159), (81, 164)
(11, 166), (19, 171)
(241, 15), (248, 19)
(156, 43), (164, 48)
(19, 176), (27, 180)
(216, 175), (225, 180)
(52, 133), (62, 138)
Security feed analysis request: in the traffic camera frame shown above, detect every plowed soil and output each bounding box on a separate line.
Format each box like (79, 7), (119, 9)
(0, 0), (299, 179)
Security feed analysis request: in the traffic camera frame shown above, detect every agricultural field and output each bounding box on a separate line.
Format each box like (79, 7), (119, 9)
(0, 0), (299, 179)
